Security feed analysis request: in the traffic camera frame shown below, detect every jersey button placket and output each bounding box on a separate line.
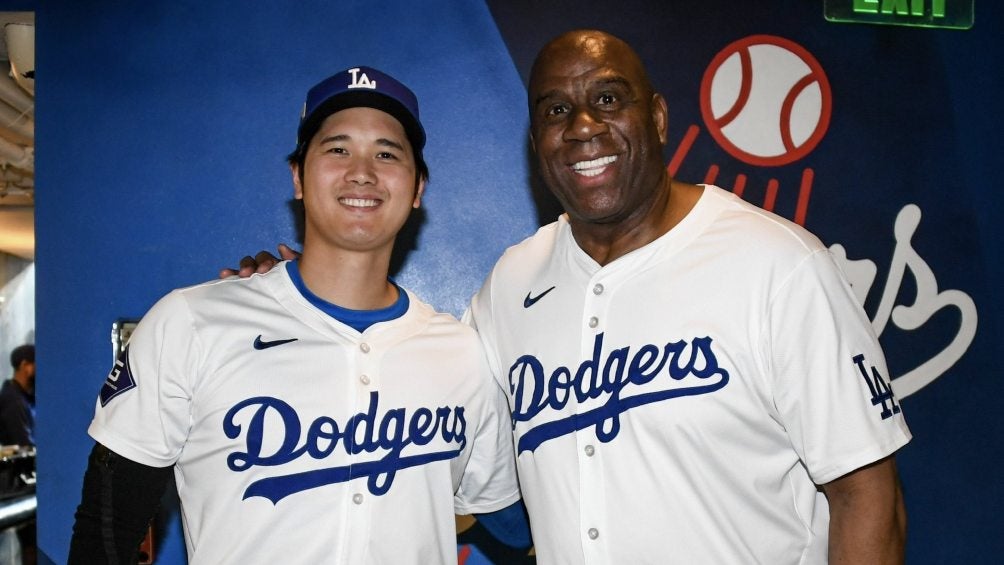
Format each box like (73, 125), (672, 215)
(357, 342), (375, 387)
(345, 340), (376, 563)
(344, 488), (371, 563)
(355, 341), (379, 397)
(579, 276), (610, 564)
(585, 280), (606, 331)
(356, 341), (380, 393)
(578, 433), (607, 564)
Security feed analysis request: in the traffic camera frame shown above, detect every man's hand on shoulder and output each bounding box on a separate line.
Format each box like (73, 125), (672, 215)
(218, 244), (301, 279)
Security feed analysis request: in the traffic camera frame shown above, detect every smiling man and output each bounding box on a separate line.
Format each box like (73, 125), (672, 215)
(69, 66), (519, 565)
(465, 30), (911, 564)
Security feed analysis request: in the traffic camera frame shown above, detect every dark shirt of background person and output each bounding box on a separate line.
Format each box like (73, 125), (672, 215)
(0, 344), (35, 446)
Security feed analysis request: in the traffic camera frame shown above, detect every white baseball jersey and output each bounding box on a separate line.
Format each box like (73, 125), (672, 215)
(467, 185), (911, 564)
(90, 261), (520, 565)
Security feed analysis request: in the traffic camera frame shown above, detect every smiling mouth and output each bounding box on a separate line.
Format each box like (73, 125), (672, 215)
(340, 197), (380, 208)
(571, 155), (617, 177)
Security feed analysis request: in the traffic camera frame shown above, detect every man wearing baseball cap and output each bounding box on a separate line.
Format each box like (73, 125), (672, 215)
(69, 66), (520, 564)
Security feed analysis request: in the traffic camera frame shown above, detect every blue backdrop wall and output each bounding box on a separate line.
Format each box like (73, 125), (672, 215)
(28, 1), (1002, 563)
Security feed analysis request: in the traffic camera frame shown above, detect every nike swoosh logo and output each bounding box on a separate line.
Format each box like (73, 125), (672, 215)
(523, 286), (556, 308)
(253, 335), (299, 350)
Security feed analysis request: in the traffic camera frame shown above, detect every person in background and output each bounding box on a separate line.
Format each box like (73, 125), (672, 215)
(0, 343), (37, 565)
(0, 344), (35, 446)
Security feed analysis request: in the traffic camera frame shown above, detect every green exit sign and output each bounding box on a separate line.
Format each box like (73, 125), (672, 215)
(825, 0), (974, 29)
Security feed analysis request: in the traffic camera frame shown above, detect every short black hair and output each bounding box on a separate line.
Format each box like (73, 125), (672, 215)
(286, 112), (429, 184)
(10, 344), (34, 369)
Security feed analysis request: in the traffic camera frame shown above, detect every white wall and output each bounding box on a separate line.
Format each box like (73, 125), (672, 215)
(0, 253), (34, 372)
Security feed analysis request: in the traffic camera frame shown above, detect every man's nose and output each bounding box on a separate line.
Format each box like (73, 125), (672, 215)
(345, 158), (376, 184)
(564, 106), (608, 142)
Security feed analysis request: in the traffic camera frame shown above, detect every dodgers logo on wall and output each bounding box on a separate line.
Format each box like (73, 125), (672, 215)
(672, 34), (977, 398)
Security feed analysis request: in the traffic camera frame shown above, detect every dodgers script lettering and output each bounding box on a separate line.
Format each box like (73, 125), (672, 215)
(509, 333), (729, 453)
(223, 391), (467, 504)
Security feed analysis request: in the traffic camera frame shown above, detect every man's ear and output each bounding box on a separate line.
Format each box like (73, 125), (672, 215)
(412, 178), (427, 209)
(652, 93), (669, 145)
(291, 163), (304, 200)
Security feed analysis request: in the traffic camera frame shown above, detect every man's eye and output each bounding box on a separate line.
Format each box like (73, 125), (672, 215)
(546, 104), (568, 117)
(597, 93), (617, 105)
(377, 151), (399, 160)
(326, 147), (347, 154)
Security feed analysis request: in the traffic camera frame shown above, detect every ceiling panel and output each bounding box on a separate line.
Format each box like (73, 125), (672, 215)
(0, 11), (34, 261)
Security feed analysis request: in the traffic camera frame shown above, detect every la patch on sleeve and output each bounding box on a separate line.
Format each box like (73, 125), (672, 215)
(852, 353), (901, 420)
(100, 345), (137, 406)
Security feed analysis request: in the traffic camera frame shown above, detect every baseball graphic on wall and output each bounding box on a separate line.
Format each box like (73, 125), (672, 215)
(700, 35), (833, 167)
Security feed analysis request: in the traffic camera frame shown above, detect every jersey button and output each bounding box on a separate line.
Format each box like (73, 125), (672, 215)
(352, 493), (364, 505)
(592, 283), (604, 295)
(588, 317), (599, 328)
(587, 528), (599, 540)
(360, 343), (371, 353)
(584, 445), (595, 457)
(359, 374), (371, 385)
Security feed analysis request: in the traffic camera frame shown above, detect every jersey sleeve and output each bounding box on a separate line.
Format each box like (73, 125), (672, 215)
(87, 290), (201, 468)
(765, 249), (912, 485)
(463, 279), (506, 394)
(452, 333), (521, 515)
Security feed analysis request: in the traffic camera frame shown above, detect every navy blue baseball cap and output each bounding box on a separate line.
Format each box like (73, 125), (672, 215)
(295, 66), (426, 155)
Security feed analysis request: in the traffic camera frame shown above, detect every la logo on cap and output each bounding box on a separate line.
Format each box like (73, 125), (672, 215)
(347, 67), (377, 90)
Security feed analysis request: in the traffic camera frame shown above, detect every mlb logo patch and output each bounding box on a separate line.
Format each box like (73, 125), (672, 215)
(100, 345), (137, 406)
